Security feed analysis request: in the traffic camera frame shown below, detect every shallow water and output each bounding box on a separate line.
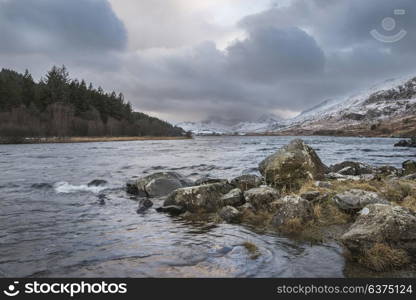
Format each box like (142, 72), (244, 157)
(0, 136), (415, 277)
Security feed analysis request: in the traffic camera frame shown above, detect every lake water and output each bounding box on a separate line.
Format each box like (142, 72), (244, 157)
(0, 136), (415, 277)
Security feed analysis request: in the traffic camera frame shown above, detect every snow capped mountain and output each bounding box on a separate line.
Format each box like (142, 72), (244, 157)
(177, 74), (416, 136)
(287, 75), (416, 129)
(177, 113), (283, 135)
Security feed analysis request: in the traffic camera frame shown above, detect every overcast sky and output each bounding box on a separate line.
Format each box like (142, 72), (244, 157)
(1, 0), (415, 123)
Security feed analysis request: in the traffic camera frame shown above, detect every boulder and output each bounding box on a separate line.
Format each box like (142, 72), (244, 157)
(219, 206), (241, 223)
(333, 189), (389, 211)
(244, 187), (280, 210)
(220, 188), (244, 207)
(329, 161), (373, 176)
(403, 160), (416, 176)
(259, 139), (327, 192)
(341, 204), (416, 258)
(164, 182), (233, 213)
(376, 166), (400, 177)
(271, 195), (314, 228)
(230, 174), (263, 192)
(126, 172), (193, 197)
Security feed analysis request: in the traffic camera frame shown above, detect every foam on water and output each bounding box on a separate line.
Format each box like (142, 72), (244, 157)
(53, 181), (107, 194)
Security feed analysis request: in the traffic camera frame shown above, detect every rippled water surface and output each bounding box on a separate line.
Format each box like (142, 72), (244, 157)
(0, 136), (415, 277)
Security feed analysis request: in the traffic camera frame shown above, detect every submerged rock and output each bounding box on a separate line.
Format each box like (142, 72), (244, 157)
(230, 174), (263, 192)
(137, 199), (154, 214)
(88, 179), (108, 187)
(219, 206), (241, 223)
(126, 172), (193, 197)
(333, 189), (389, 211)
(220, 188), (244, 207)
(271, 195), (314, 228)
(259, 139), (327, 192)
(244, 187), (280, 210)
(164, 182), (233, 213)
(395, 139), (416, 147)
(329, 161), (373, 176)
(341, 204), (416, 259)
(403, 160), (416, 176)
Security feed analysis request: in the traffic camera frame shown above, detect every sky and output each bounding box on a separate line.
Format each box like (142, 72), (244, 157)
(1, 0), (416, 124)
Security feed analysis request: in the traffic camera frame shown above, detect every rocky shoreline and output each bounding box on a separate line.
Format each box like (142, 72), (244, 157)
(126, 139), (416, 273)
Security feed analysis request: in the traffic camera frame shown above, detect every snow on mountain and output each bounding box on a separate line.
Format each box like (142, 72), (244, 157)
(177, 113), (283, 135)
(286, 75), (416, 130)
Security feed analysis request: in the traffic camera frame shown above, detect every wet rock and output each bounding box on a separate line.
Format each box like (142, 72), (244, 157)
(127, 172), (193, 197)
(403, 160), (416, 176)
(259, 139), (327, 192)
(230, 174), (263, 192)
(333, 189), (389, 211)
(137, 199), (153, 214)
(244, 187), (280, 210)
(271, 195), (314, 228)
(220, 188), (244, 207)
(164, 182), (234, 213)
(329, 161), (373, 176)
(88, 179), (108, 187)
(341, 204), (416, 259)
(219, 206), (241, 223)
(394, 139), (416, 147)
(156, 205), (185, 216)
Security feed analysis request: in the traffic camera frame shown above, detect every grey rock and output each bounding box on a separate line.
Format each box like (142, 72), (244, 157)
(244, 187), (280, 210)
(164, 182), (234, 213)
(333, 189), (389, 211)
(126, 172), (193, 197)
(230, 174), (263, 192)
(403, 160), (416, 176)
(220, 188), (244, 207)
(271, 195), (314, 228)
(330, 161), (373, 176)
(259, 139), (327, 192)
(314, 181), (333, 189)
(137, 199), (153, 214)
(341, 204), (416, 257)
(219, 206), (241, 223)
(195, 177), (227, 186)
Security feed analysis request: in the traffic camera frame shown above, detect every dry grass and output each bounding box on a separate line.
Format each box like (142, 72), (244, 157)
(358, 243), (410, 272)
(279, 218), (304, 234)
(242, 242), (261, 259)
(401, 196), (416, 212)
(384, 181), (414, 203)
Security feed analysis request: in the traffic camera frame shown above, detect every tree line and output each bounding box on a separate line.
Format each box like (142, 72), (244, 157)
(0, 66), (186, 141)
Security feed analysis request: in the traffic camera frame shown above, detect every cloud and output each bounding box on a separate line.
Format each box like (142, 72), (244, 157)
(0, 0), (127, 74)
(2, 0), (416, 123)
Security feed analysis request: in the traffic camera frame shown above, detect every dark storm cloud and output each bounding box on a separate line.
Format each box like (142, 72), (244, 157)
(0, 0), (127, 74)
(120, 0), (416, 122)
(2, 0), (416, 122)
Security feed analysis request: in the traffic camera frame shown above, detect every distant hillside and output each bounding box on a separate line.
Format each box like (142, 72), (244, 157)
(0, 66), (185, 142)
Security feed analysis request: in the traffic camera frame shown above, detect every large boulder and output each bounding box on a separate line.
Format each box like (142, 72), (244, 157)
(271, 195), (314, 228)
(164, 182), (234, 213)
(329, 161), (373, 176)
(220, 188), (244, 207)
(403, 160), (416, 176)
(259, 139), (327, 192)
(230, 175), (263, 192)
(341, 204), (416, 258)
(244, 187), (280, 211)
(126, 172), (193, 197)
(333, 189), (389, 211)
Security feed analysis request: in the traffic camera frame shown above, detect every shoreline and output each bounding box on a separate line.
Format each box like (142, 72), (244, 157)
(0, 136), (192, 145)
